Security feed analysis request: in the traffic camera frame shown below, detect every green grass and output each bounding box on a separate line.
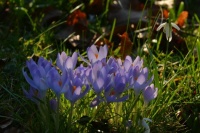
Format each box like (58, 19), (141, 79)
(1, 0), (200, 132)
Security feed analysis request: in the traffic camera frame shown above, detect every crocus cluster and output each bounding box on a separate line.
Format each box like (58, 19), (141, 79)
(22, 44), (157, 107)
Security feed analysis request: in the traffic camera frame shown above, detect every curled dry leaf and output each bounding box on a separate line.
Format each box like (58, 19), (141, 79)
(66, 9), (88, 28)
(176, 11), (188, 28)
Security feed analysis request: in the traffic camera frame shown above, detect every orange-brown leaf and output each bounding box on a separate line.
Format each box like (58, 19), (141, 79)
(118, 32), (133, 59)
(66, 9), (87, 26)
(163, 9), (169, 19)
(176, 11), (188, 27)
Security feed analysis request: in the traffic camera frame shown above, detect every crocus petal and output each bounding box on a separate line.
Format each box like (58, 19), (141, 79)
(64, 52), (78, 70)
(56, 52), (68, 70)
(22, 69), (38, 89)
(77, 85), (90, 101)
(74, 86), (81, 96)
(87, 45), (98, 63)
(137, 74), (146, 84)
(65, 58), (73, 69)
(72, 86), (82, 101)
(71, 52), (78, 68)
(156, 22), (166, 31)
(98, 45), (108, 60)
(93, 77), (104, 93)
(124, 58), (132, 71)
(143, 84), (158, 104)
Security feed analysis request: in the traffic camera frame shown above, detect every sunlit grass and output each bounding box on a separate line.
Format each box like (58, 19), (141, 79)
(1, 0), (200, 133)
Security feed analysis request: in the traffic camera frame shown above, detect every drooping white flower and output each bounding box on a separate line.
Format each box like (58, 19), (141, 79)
(139, 118), (152, 133)
(156, 20), (180, 42)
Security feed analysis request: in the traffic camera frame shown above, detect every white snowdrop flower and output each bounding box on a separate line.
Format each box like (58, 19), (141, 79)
(139, 118), (152, 133)
(156, 20), (180, 42)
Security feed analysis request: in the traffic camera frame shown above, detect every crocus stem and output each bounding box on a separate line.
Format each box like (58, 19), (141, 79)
(38, 101), (50, 131)
(55, 96), (60, 132)
(68, 103), (74, 133)
(127, 94), (140, 119)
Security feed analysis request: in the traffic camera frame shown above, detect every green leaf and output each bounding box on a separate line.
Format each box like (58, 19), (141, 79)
(177, 2), (184, 17)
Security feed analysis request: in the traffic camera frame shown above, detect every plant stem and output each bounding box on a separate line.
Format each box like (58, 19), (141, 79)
(68, 103), (74, 133)
(55, 96), (60, 132)
(162, 40), (169, 86)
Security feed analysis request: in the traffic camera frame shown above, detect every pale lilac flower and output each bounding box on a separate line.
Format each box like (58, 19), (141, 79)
(22, 57), (52, 92)
(23, 86), (45, 104)
(64, 71), (90, 104)
(104, 73), (128, 103)
(107, 56), (122, 74)
(56, 51), (78, 71)
(123, 56), (143, 72)
(56, 52), (68, 70)
(87, 44), (108, 64)
(46, 67), (69, 97)
(87, 61), (107, 95)
(74, 64), (88, 79)
(129, 66), (154, 95)
(143, 84), (158, 104)
(156, 20), (180, 42)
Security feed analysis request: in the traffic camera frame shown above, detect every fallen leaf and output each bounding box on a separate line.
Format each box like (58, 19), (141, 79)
(118, 32), (133, 59)
(66, 9), (88, 28)
(163, 9), (169, 19)
(176, 11), (188, 28)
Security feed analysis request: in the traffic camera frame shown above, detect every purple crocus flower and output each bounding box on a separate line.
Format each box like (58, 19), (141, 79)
(64, 70), (90, 104)
(128, 66), (153, 96)
(104, 73), (128, 103)
(74, 64), (88, 79)
(87, 44), (108, 64)
(23, 86), (45, 104)
(22, 57), (52, 92)
(56, 51), (78, 71)
(87, 61), (108, 95)
(46, 67), (69, 97)
(142, 84), (158, 104)
(123, 56), (143, 72)
(89, 70), (113, 107)
(56, 52), (68, 70)
(107, 57), (121, 74)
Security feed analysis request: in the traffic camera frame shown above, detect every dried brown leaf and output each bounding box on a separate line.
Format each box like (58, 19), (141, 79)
(176, 11), (188, 28)
(118, 32), (133, 59)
